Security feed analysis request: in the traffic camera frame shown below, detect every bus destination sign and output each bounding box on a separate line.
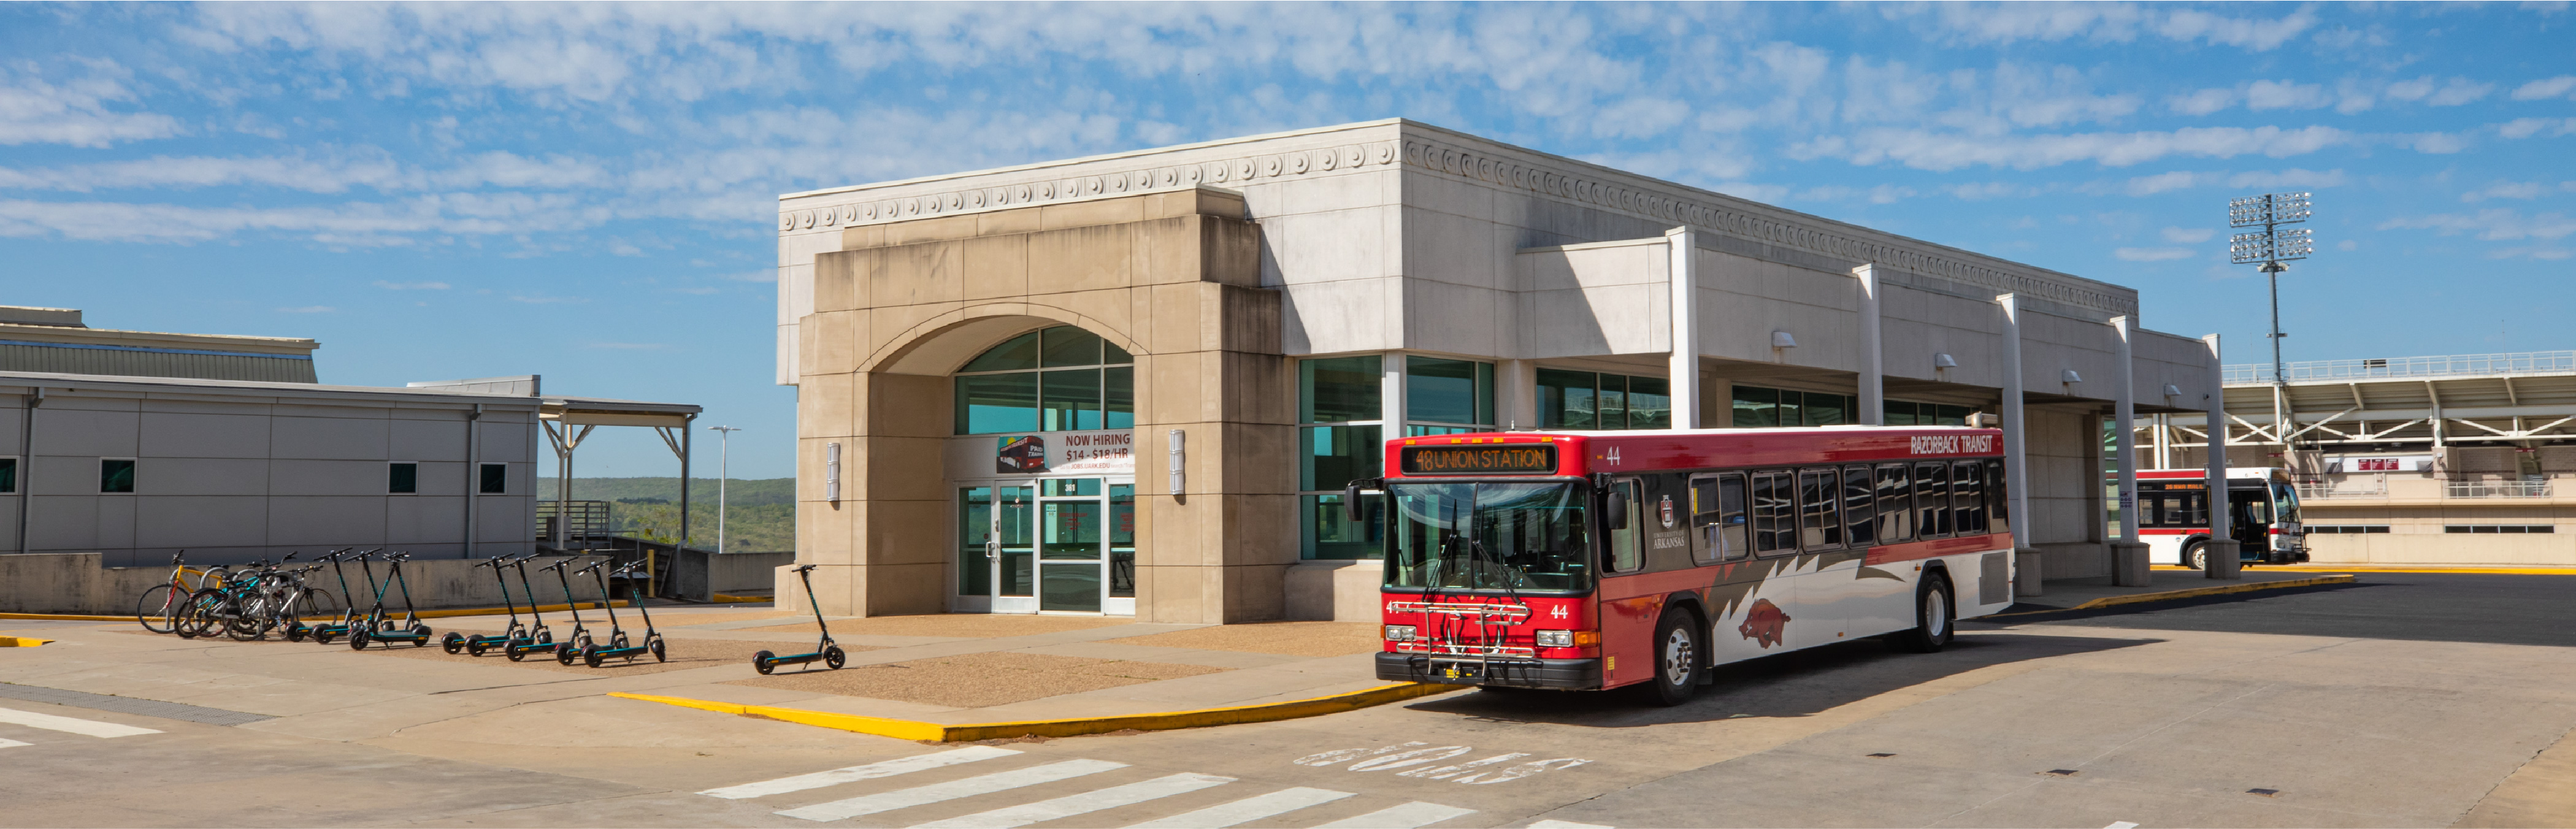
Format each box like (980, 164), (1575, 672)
(1400, 444), (1558, 476)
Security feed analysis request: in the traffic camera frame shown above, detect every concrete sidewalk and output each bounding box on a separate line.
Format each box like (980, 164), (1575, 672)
(1999, 567), (2354, 613)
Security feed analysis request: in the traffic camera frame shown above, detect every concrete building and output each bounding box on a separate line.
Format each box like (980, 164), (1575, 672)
(2144, 350), (2576, 565)
(773, 119), (2219, 623)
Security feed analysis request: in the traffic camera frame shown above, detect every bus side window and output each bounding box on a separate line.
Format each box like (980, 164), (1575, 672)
(1874, 463), (1914, 541)
(1608, 479), (1644, 573)
(1914, 462), (1952, 538)
(1985, 458), (2009, 525)
(1798, 468), (1842, 550)
(1689, 474), (1749, 564)
(1842, 465), (1876, 547)
(1952, 461), (1987, 534)
(1753, 471), (1795, 555)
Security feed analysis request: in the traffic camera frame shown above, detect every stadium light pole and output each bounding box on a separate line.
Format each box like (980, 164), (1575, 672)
(708, 425), (741, 553)
(2230, 192), (2313, 458)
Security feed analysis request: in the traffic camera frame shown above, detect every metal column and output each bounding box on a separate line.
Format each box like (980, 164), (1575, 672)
(1998, 294), (2038, 595)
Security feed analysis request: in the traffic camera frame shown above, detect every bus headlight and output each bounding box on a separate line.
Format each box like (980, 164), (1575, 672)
(1536, 630), (1599, 647)
(1382, 625), (1416, 642)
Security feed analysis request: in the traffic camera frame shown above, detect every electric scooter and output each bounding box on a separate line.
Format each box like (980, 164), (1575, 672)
(753, 565), (846, 674)
(500, 553), (558, 661)
(348, 551), (433, 650)
(305, 549), (371, 644)
(532, 557), (598, 663)
(447, 552), (533, 655)
(576, 562), (666, 668)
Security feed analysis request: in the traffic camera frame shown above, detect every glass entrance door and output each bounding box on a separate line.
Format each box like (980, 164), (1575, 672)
(958, 477), (1130, 615)
(1038, 478), (1103, 612)
(993, 484), (1037, 613)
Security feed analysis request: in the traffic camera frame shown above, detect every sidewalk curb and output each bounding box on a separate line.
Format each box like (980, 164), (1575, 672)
(1987, 574), (2356, 617)
(0, 636), (53, 647)
(608, 681), (1469, 742)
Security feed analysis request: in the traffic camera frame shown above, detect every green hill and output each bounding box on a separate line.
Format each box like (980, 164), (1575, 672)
(540, 477), (795, 553)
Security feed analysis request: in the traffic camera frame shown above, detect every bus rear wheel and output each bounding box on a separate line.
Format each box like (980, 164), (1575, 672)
(1643, 609), (1702, 707)
(1893, 574), (1954, 654)
(2180, 541), (2208, 571)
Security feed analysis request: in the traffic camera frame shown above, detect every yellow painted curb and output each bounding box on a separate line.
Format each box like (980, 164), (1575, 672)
(0, 636), (55, 647)
(610, 681), (1470, 742)
(710, 593), (770, 604)
(2263, 566), (2576, 576)
(0, 613), (126, 622)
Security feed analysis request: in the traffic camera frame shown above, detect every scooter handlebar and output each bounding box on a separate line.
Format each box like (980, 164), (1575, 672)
(793, 564), (818, 574)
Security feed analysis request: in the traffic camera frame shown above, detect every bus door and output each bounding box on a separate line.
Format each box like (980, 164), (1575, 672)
(1703, 469), (1808, 664)
(1787, 466), (1853, 650)
(1841, 463), (1912, 638)
(2228, 483), (2273, 555)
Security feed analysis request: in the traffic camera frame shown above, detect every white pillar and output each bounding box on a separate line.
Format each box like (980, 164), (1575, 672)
(1382, 354), (1408, 442)
(1998, 295), (2031, 546)
(2112, 317), (2139, 545)
(1666, 227), (1701, 430)
(2204, 334), (2240, 579)
(1498, 359), (1536, 430)
(1855, 264), (1885, 425)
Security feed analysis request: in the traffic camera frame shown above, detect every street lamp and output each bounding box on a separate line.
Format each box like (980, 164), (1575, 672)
(708, 425), (741, 553)
(2228, 191), (2313, 385)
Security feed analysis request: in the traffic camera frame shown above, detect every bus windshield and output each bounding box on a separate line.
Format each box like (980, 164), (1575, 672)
(1384, 482), (1593, 593)
(2272, 480), (2301, 523)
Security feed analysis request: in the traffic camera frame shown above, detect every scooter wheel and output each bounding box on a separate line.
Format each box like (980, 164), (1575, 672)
(411, 622), (432, 638)
(441, 632), (465, 654)
(505, 639), (527, 662)
(466, 638), (488, 657)
(583, 644), (604, 668)
(348, 629), (369, 650)
(753, 650), (776, 675)
(823, 646), (846, 670)
(314, 631), (334, 644)
(556, 643), (578, 665)
(286, 624), (306, 643)
(649, 638), (666, 663)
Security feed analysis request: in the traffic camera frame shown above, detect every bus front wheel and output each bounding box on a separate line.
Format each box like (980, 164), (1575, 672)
(2180, 541), (2208, 571)
(1644, 609), (1703, 707)
(1894, 574), (1955, 654)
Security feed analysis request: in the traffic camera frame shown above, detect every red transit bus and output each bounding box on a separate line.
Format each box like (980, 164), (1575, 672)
(1356, 426), (2017, 705)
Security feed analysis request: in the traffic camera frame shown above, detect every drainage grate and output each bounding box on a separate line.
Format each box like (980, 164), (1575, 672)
(0, 683), (274, 726)
(2247, 788), (2280, 798)
(2041, 769), (2080, 776)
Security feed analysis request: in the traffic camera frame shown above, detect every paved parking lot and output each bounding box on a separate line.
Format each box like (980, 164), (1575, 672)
(2, 574), (2571, 828)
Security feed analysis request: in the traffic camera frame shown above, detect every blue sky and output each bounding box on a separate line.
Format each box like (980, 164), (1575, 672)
(4, 2), (2572, 479)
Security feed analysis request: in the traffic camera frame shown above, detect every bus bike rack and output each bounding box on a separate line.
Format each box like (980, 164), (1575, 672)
(1386, 600), (1536, 681)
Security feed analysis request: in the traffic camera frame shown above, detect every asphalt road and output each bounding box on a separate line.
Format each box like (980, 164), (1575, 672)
(1990, 572), (2576, 648)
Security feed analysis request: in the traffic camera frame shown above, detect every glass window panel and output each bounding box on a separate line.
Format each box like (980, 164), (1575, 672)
(1800, 469), (1842, 549)
(1103, 366), (1133, 430)
(956, 373), (1039, 434)
(388, 463), (417, 495)
(101, 459), (135, 493)
(1300, 356), (1383, 423)
(1884, 399), (1918, 426)
(1537, 368), (1597, 428)
(1690, 474), (1748, 563)
(1042, 478), (1102, 497)
(1299, 425), (1382, 492)
(479, 463), (505, 495)
(1405, 425), (1481, 437)
(1103, 340), (1132, 364)
(1382, 482), (1592, 591)
(996, 486), (1033, 596)
(1753, 472), (1796, 553)
(1987, 458), (2010, 523)
(1598, 375), (1629, 430)
(1844, 465), (1876, 546)
(1875, 464), (1914, 541)
(1733, 386), (1777, 428)
(1040, 369), (1102, 431)
(1303, 493), (1384, 560)
(1914, 462), (1952, 537)
(1040, 564), (1102, 611)
(1110, 485), (1135, 596)
(1776, 391), (1803, 429)
(1609, 480), (1643, 572)
(957, 487), (993, 596)
(1406, 357), (1482, 424)
(1953, 461), (1987, 534)
(1627, 376), (1671, 430)
(1475, 362), (1496, 426)
(1039, 325), (1103, 368)
(0, 457), (13, 493)
(961, 331), (1040, 372)
(1934, 405), (1970, 426)
(1805, 394), (1846, 426)
(1041, 501), (1102, 559)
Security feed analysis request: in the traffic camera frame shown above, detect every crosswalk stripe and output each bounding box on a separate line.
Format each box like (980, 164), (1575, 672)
(0, 738), (31, 749)
(1527, 821), (1613, 828)
(1313, 801), (1477, 829)
(1123, 786), (1355, 828)
(776, 758), (1128, 823)
(0, 706), (162, 738)
(699, 746), (1023, 800)
(910, 772), (1235, 828)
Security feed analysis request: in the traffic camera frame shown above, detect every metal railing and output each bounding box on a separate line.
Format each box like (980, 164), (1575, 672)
(536, 500), (613, 541)
(2299, 478), (2388, 499)
(2226, 350), (2576, 385)
(2445, 480), (2553, 499)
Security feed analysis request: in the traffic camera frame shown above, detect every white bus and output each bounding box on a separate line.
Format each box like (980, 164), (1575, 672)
(2133, 467), (2307, 568)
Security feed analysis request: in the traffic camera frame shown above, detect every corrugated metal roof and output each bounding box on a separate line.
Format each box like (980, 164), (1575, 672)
(0, 342), (316, 382)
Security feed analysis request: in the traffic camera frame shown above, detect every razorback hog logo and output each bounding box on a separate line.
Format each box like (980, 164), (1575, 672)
(1736, 598), (1792, 649)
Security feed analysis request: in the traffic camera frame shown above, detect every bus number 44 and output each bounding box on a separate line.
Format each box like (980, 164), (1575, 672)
(1294, 742), (1591, 784)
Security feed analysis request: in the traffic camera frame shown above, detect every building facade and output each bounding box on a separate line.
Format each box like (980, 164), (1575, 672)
(775, 120), (2220, 623)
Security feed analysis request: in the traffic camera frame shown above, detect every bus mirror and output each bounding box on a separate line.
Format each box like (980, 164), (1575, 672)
(1341, 482), (1365, 522)
(1605, 488), (1630, 530)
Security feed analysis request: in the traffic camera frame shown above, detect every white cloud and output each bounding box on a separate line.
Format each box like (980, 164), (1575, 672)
(2168, 88), (2235, 115)
(0, 194), (593, 244)
(1887, 4), (2316, 51)
(2511, 75), (2576, 101)
(585, 341), (668, 349)
(374, 280), (451, 290)
(1823, 125), (2347, 171)
(720, 270), (777, 283)
(2115, 247), (2195, 261)
(2161, 227), (2214, 243)
(2117, 171), (2209, 196)
(0, 61), (185, 147)
(2226, 168), (2347, 189)
(2385, 76), (2494, 106)
(2488, 247), (2572, 260)
(2499, 118), (2576, 139)
(275, 306), (335, 314)
(2405, 133), (2474, 154)
(2379, 209), (2576, 241)
(2244, 80), (2331, 111)
(2463, 182), (2547, 202)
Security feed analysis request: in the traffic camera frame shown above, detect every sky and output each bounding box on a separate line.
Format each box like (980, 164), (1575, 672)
(3, 2), (2572, 479)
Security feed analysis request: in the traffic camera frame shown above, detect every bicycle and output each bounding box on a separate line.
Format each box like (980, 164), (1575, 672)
(135, 550), (224, 634)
